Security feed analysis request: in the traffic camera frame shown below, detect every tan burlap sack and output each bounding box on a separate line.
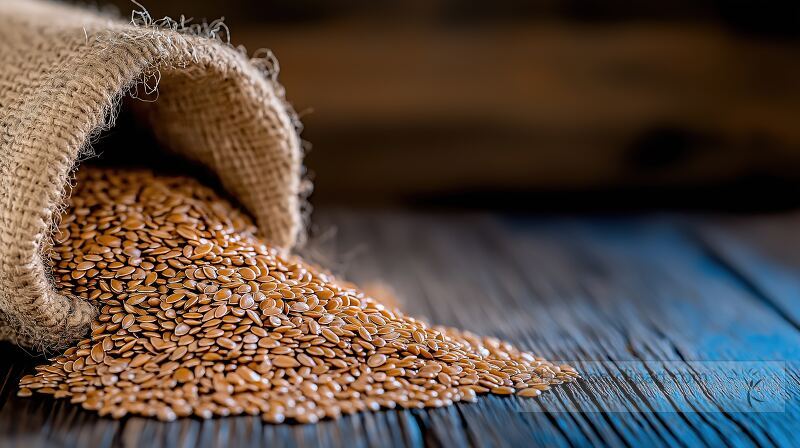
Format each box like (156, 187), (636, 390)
(0, 0), (304, 351)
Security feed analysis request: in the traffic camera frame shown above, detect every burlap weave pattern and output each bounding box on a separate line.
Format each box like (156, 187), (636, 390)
(0, 0), (303, 351)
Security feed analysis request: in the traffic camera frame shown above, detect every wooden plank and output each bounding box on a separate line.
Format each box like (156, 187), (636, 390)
(692, 215), (800, 329)
(313, 211), (800, 447)
(527, 218), (799, 447)
(1, 210), (799, 447)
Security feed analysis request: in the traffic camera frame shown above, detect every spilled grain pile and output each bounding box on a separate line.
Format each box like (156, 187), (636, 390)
(19, 168), (577, 422)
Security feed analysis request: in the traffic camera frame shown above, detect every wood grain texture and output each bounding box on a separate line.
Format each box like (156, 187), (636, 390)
(0, 209), (798, 447)
(233, 24), (800, 203)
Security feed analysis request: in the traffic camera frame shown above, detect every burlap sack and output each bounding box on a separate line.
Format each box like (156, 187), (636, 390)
(0, 0), (304, 351)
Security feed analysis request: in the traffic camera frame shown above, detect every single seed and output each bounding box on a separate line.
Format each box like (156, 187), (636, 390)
(202, 266), (217, 279)
(213, 304), (228, 318)
(157, 406), (177, 422)
(144, 272), (157, 286)
(76, 262), (94, 271)
(129, 354), (151, 368)
(176, 226), (199, 241)
(123, 219), (145, 230)
(174, 323), (190, 336)
(291, 302), (310, 312)
(194, 243), (213, 256)
(239, 268), (256, 281)
(174, 368), (194, 383)
(165, 293), (184, 304)
(96, 235), (121, 247)
(321, 328), (339, 344)
(217, 337), (237, 350)
(358, 326), (372, 341)
(297, 353), (315, 367)
(116, 266), (136, 277)
(214, 289), (231, 301)
(517, 388), (542, 397)
(90, 343), (105, 363)
(367, 354), (387, 368)
(240, 294), (255, 310)
(236, 366), (261, 383)
(273, 355), (300, 368)
(491, 386), (515, 395)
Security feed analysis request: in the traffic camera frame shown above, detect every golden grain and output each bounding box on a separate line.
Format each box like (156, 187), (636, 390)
(18, 168), (577, 423)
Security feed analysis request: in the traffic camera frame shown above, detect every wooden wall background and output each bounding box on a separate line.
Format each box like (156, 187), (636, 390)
(100, 0), (800, 207)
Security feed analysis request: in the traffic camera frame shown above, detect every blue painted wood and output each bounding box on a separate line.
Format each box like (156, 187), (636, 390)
(333, 211), (800, 447)
(488, 216), (799, 447)
(693, 216), (800, 331)
(1, 210), (799, 447)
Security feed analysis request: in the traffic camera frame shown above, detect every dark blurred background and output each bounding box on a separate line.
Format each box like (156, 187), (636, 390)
(100, 0), (800, 212)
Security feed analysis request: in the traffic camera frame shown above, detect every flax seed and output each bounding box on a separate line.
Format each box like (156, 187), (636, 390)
(174, 323), (190, 336)
(19, 168), (576, 424)
(367, 354), (387, 368)
(90, 342), (105, 363)
(174, 368), (194, 383)
(321, 328), (339, 344)
(76, 262), (94, 271)
(272, 355), (300, 368)
(517, 388), (542, 397)
(213, 304), (228, 318)
(217, 337), (236, 350)
(240, 294), (255, 310)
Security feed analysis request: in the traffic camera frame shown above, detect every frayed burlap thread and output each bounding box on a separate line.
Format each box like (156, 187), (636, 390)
(0, 0), (303, 351)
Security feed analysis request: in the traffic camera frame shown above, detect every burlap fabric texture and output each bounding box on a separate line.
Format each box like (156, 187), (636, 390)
(0, 0), (303, 351)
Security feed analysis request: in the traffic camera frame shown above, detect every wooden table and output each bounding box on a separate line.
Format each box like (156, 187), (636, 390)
(1, 209), (798, 447)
